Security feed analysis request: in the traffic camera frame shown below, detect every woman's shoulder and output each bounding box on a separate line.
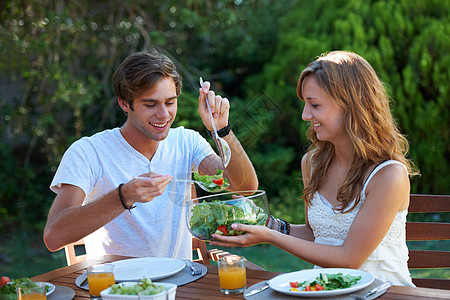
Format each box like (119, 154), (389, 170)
(372, 160), (408, 179)
(364, 160), (410, 194)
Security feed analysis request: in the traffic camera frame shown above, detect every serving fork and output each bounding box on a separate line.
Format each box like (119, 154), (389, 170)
(184, 259), (202, 276)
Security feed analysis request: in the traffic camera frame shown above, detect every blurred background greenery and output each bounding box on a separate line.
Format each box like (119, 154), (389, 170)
(0, 0), (448, 279)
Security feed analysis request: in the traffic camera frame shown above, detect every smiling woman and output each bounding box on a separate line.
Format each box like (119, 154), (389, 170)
(210, 51), (419, 288)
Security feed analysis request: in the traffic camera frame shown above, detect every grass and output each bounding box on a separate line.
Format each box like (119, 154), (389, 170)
(0, 231), (67, 278)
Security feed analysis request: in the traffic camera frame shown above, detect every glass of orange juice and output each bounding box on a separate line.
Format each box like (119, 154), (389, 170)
(87, 263), (115, 298)
(17, 282), (47, 300)
(218, 255), (246, 294)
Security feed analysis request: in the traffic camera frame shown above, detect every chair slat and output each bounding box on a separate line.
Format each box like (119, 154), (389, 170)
(409, 194), (450, 213)
(407, 194), (450, 290)
(192, 237), (210, 265)
(412, 278), (450, 290)
(406, 222), (450, 241)
(408, 250), (450, 269)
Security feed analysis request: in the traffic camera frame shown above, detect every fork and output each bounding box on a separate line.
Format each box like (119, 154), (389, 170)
(184, 259), (202, 275)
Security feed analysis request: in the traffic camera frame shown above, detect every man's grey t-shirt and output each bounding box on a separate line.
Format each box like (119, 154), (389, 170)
(50, 127), (214, 259)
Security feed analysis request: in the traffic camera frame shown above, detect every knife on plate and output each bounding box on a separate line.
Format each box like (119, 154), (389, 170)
(244, 281), (270, 297)
(244, 273), (286, 297)
(354, 281), (393, 299)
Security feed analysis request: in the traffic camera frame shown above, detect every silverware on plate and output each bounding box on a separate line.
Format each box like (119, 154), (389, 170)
(244, 280), (270, 297)
(184, 259), (202, 276)
(351, 281), (393, 300)
(80, 276), (88, 287)
(244, 273), (285, 297)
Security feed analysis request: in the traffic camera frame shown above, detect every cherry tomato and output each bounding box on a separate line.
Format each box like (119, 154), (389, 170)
(212, 178), (224, 185)
(217, 225), (228, 235)
(289, 282), (299, 288)
(0, 276), (11, 286)
(315, 284), (325, 291)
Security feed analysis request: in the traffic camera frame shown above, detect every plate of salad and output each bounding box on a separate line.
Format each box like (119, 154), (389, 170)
(0, 277), (55, 299)
(268, 268), (374, 297)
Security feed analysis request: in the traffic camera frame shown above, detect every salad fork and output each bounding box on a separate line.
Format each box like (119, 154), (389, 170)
(184, 259), (202, 276)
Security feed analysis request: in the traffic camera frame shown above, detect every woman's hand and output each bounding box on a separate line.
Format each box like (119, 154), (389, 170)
(209, 223), (272, 248)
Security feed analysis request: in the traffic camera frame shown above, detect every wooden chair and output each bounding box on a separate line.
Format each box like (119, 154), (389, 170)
(64, 238), (86, 266)
(65, 236), (212, 266)
(64, 236), (264, 270)
(407, 194), (450, 290)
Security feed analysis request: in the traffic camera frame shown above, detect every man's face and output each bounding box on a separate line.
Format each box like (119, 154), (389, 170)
(126, 77), (178, 142)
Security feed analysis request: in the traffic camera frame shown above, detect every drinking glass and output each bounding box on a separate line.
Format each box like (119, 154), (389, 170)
(87, 263), (115, 298)
(218, 255), (246, 294)
(16, 282), (47, 300)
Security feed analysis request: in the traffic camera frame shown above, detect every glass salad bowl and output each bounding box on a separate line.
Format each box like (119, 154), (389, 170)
(186, 190), (270, 241)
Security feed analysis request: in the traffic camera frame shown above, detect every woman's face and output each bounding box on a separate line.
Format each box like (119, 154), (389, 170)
(301, 75), (347, 144)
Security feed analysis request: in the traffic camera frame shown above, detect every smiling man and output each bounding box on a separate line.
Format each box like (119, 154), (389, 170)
(43, 49), (258, 260)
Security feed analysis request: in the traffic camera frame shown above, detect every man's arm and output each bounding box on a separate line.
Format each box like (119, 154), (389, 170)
(43, 173), (172, 251)
(197, 81), (258, 191)
(199, 130), (258, 191)
(43, 184), (125, 251)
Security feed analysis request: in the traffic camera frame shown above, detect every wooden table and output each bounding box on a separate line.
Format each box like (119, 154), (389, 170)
(31, 255), (450, 299)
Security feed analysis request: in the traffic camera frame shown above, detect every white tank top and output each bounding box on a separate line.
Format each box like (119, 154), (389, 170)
(308, 160), (415, 286)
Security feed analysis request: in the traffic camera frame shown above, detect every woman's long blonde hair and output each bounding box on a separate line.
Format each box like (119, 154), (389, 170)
(297, 51), (419, 212)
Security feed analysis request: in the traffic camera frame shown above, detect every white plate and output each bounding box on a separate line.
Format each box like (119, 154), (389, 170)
(111, 257), (186, 282)
(43, 282), (56, 296)
(268, 268), (374, 297)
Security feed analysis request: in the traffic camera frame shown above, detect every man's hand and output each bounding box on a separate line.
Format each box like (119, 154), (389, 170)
(120, 172), (172, 208)
(198, 80), (229, 131)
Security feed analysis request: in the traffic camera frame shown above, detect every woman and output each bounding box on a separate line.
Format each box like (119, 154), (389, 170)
(210, 51), (419, 286)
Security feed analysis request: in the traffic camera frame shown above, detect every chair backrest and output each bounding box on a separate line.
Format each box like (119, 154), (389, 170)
(64, 236), (211, 266)
(407, 194), (450, 290)
(64, 238), (86, 266)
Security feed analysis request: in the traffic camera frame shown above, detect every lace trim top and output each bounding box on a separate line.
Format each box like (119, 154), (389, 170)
(308, 160), (414, 286)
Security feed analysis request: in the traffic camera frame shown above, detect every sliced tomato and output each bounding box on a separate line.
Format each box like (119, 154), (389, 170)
(289, 282), (299, 288)
(217, 225), (228, 235)
(315, 284), (325, 291)
(0, 276), (11, 286)
(304, 285), (311, 291)
(212, 178), (224, 185)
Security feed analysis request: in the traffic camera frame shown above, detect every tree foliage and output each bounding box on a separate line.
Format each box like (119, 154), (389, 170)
(0, 0), (449, 240)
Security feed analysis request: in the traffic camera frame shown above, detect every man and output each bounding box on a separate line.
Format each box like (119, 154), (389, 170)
(43, 49), (258, 260)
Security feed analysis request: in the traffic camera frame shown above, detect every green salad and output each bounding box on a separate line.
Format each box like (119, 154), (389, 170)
(109, 278), (166, 295)
(189, 197), (268, 240)
(289, 273), (362, 292)
(193, 169), (229, 192)
(0, 278), (48, 300)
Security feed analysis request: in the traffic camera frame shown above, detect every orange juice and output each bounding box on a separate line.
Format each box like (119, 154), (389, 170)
(88, 272), (115, 296)
(219, 266), (246, 289)
(19, 294), (46, 300)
